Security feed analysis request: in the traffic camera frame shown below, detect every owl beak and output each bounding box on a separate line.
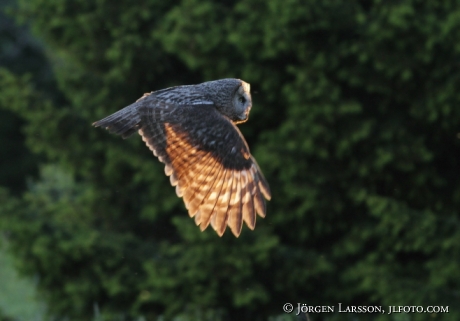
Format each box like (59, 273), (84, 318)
(234, 114), (248, 124)
(238, 109), (250, 121)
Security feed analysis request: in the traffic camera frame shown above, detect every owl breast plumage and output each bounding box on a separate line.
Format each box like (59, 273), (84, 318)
(93, 78), (271, 237)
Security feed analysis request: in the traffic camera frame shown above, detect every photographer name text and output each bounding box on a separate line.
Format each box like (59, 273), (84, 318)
(282, 303), (449, 315)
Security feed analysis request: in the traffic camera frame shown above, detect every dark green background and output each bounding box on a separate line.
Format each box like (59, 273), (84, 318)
(0, 0), (459, 320)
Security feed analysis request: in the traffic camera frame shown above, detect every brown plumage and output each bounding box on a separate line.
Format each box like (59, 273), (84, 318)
(93, 78), (271, 237)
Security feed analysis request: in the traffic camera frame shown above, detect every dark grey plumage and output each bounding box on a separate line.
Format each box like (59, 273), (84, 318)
(93, 78), (271, 237)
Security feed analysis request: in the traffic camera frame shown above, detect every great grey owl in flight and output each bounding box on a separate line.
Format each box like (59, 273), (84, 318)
(93, 78), (271, 237)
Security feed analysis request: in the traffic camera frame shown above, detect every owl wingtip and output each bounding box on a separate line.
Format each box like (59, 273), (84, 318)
(230, 227), (242, 238)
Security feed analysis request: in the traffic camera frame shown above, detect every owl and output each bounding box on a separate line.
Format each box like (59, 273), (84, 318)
(93, 78), (271, 237)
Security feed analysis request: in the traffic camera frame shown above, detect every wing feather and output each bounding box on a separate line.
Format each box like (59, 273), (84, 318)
(199, 166), (227, 231)
(227, 171), (243, 236)
(184, 155), (222, 217)
(210, 169), (234, 236)
(181, 152), (216, 214)
(249, 165), (266, 218)
(242, 170), (256, 230)
(173, 150), (210, 198)
(251, 156), (272, 200)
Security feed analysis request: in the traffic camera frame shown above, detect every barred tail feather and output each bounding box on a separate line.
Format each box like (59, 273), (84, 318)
(93, 104), (141, 139)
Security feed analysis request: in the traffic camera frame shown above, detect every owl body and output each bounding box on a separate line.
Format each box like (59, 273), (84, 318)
(93, 78), (270, 237)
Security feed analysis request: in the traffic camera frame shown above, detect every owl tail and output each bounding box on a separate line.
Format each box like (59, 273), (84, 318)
(92, 103), (142, 139)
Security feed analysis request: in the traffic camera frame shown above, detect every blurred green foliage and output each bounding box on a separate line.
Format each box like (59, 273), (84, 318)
(0, 0), (36, 194)
(0, 0), (459, 320)
(0, 240), (45, 321)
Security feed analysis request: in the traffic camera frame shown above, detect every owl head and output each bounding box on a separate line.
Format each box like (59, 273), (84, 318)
(198, 78), (252, 124)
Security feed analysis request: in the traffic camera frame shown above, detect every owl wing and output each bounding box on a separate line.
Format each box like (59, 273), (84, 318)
(94, 96), (271, 237)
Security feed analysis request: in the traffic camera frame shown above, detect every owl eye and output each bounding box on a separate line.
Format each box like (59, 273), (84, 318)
(238, 96), (246, 104)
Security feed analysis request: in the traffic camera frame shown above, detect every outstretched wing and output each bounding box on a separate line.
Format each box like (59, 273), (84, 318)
(94, 97), (271, 237)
